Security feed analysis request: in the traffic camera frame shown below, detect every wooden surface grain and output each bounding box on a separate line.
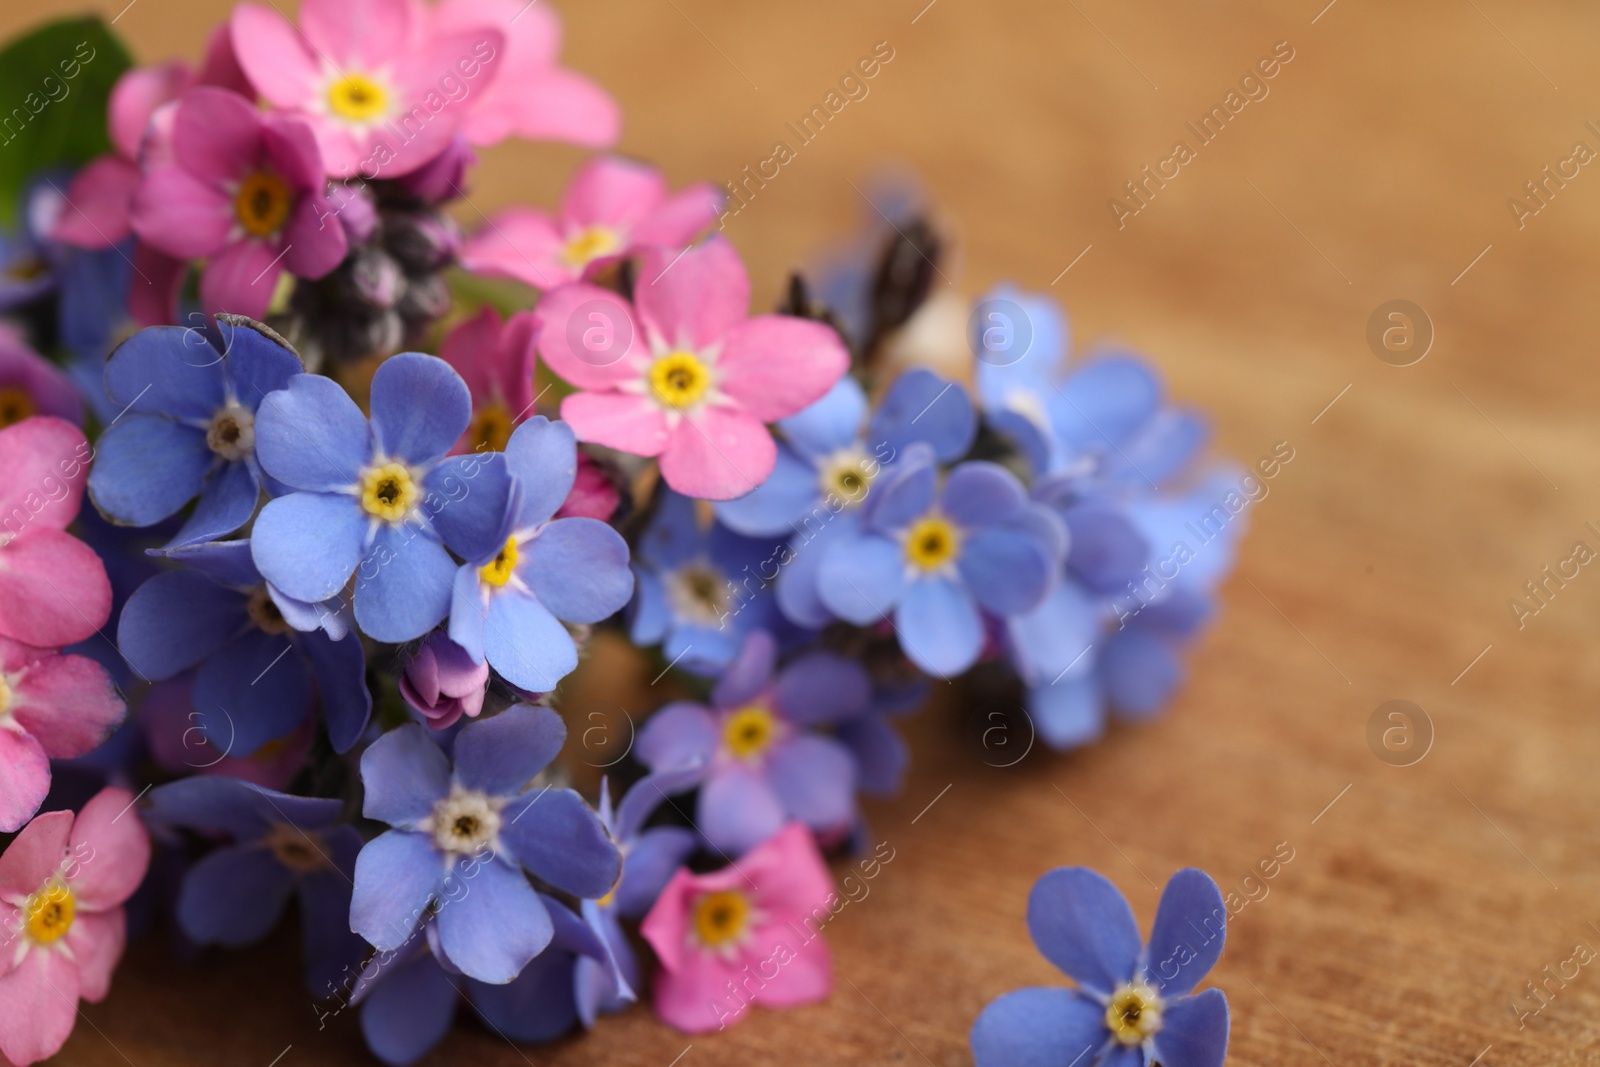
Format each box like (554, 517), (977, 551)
(8, 1), (1600, 1064)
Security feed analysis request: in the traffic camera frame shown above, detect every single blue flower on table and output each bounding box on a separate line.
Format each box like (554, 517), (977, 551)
(635, 629), (872, 854)
(449, 416), (632, 695)
(250, 351), (512, 644)
(145, 775), (366, 997)
(629, 489), (784, 676)
(350, 704), (620, 985)
(353, 898), (614, 1066)
(714, 368), (976, 629)
(88, 316), (303, 548)
(816, 442), (1063, 677)
(116, 539), (370, 754)
(971, 867), (1229, 1067)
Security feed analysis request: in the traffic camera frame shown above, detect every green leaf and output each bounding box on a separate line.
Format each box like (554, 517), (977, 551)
(0, 17), (132, 227)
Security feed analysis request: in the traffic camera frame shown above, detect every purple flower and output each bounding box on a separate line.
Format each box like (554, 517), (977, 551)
(0, 326), (81, 428)
(87, 317), (302, 548)
(350, 705), (620, 985)
(635, 630), (871, 854)
(817, 443), (1064, 676)
(250, 352), (512, 644)
(448, 417), (633, 694)
(145, 776), (366, 996)
(399, 632), (488, 729)
(713, 369), (976, 629)
(116, 539), (370, 754)
(971, 867), (1229, 1067)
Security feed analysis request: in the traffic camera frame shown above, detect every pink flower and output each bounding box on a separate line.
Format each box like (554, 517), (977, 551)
(398, 632), (489, 728)
(641, 823), (834, 1033)
(460, 156), (720, 289)
(535, 238), (850, 500)
(0, 417), (112, 650)
(0, 639), (125, 832)
(0, 787), (152, 1065)
(439, 306), (537, 454)
(555, 452), (620, 521)
(409, 0), (620, 150)
(130, 87), (349, 320)
(0, 328), (81, 428)
(230, 0), (506, 180)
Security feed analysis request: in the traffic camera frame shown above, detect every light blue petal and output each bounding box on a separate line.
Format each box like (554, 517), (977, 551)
(698, 766), (784, 856)
(448, 563), (488, 662)
(425, 452), (513, 565)
(765, 734), (856, 830)
(1148, 988), (1229, 1067)
(634, 701), (717, 774)
(639, 490), (701, 568)
(613, 825), (697, 919)
(778, 376), (866, 462)
(358, 945), (456, 1066)
(354, 524), (456, 644)
(453, 704), (565, 796)
(816, 528), (905, 625)
(484, 587), (576, 693)
(254, 373), (371, 491)
(712, 446), (820, 537)
(970, 986), (1106, 1067)
(87, 415), (211, 526)
(837, 715), (907, 796)
(1028, 678), (1106, 751)
(1026, 866), (1141, 997)
(774, 510), (858, 628)
(1007, 581), (1099, 688)
(895, 576), (983, 676)
(1062, 504), (1149, 594)
(117, 570), (246, 679)
(500, 787), (620, 898)
(215, 317), (303, 405)
(772, 651), (870, 726)
(361, 723), (451, 826)
(250, 491), (366, 604)
(1103, 630), (1181, 720)
(104, 325), (226, 419)
(941, 461), (1026, 529)
(709, 630), (777, 710)
(167, 458), (260, 548)
(861, 442), (937, 533)
(1049, 355), (1161, 451)
(521, 518), (633, 624)
(627, 566), (669, 645)
(351, 830), (447, 952)
(505, 416), (576, 530)
(436, 858), (552, 984)
(870, 368), (976, 463)
(1145, 869), (1227, 996)
(959, 527), (1053, 617)
(370, 352), (471, 465)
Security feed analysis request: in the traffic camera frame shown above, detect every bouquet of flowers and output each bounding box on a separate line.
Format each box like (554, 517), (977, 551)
(0, 3), (1243, 1064)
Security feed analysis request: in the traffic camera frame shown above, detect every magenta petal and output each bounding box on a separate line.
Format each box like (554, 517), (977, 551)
(200, 240), (282, 319)
(283, 195), (349, 280)
(636, 237), (749, 352)
(439, 306), (502, 399)
(658, 407), (775, 501)
(172, 87), (260, 184)
(0, 417), (88, 528)
(651, 949), (746, 1033)
(0, 947), (79, 1065)
(260, 112), (327, 192)
(12, 652), (126, 759)
(0, 530), (113, 647)
(562, 157), (664, 230)
(0, 809), (70, 899)
(53, 157), (139, 249)
(131, 164), (233, 258)
(718, 315), (849, 423)
(128, 243), (186, 327)
(109, 61), (192, 160)
(749, 921), (830, 1007)
(0, 731), (50, 834)
(301, 0), (409, 68)
(67, 910), (125, 1002)
(559, 392), (668, 457)
(230, 3), (321, 109)
(68, 787), (152, 911)
(458, 208), (567, 289)
(633, 182), (724, 246)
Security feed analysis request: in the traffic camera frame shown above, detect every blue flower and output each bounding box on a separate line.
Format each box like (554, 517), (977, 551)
(250, 352), (512, 644)
(350, 705), (620, 985)
(116, 539), (370, 755)
(629, 489), (784, 676)
(816, 443), (1063, 676)
(145, 776), (366, 996)
(715, 368), (975, 628)
(88, 317), (303, 548)
(57, 242), (137, 425)
(971, 867), (1229, 1067)
(448, 417), (633, 694)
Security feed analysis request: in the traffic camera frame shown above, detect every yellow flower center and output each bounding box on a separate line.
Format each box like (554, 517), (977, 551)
(478, 536), (519, 587)
(904, 515), (960, 571)
(819, 449), (875, 504)
(4, 257), (46, 282)
(647, 351), (712, 410)
(562, 225), (621, 270)
(692, 889), (750, 949)
(206, 404), (255, 461)
(246, 585), (291, 635)
(1105, 981), (1163, 1046)
(264, 823), (328, 873)
(470, 402), (514, 453)
(723, 705), (777, 759)
(359, 462), (418, 523)
(0, 385), (34, 428)
(233, 172), (293, 238)
(25, 882), (74, 945)
(327, 73), (389, 123)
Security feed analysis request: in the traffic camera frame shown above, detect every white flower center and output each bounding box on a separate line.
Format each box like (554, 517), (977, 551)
(426, 786), (503, 856)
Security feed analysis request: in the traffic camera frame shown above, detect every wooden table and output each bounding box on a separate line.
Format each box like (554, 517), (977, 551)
(9, 1), (1599, 1063)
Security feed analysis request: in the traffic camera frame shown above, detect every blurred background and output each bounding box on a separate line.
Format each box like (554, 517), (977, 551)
(7, 0), (1600, 1064)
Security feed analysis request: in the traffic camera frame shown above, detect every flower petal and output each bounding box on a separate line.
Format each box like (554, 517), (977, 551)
(230, 3), (321, 109)
(711, 444), (819, 537)
(370, 353), (472, 466)
(816, 528), (905, 625)
(86, 414), (211, 526)
(970, 986), (1107, 1067)
(765, 735), (856, 832)
(559, 391), (668, 457)
(1147, 987), (1230, 1067)
(67, 909), (125, 1003)
(361, 724), (451, 827)
(0, 948), (79, 1065)
(351, 830), (446, 952)
(535, 284), (643, 389)
(697, 766), (784, 856)
(69, 786), (153, 911)
(1028, 678), (1106, 752)
(300, 628), (372, 754)
(1026, 866), (1142, 998)
(520, 518), (633, 623)
(709, 630), (776, 710)
(0, 809), (70, 897)
(483, 587), (576, 693)
(772, 651), (869, 727)
(177, 843), (297, 945)
(504, 416), (576, 528)
(130, 164), (233, 258)
(436, 858), (551, 984)
(191, 630), (310, 755)
(425, 452), (514, 564)
(895, 576), (983, 677)
(635, 237), (747, 351)
(779, 377), (867, 463)
(0, 529), (113, 647)
(958, 526), (1053, 617)
(659, 406), (775, 501)
(352, 524), (456, 644)
(458, 208), (567, 289)
(358, 948), (456, 1067)
(500, 787), (620, 899)
(249, 491), (366, 605)
(717, 315), (848, 423)
(634, 700), (717, 773)
(0, 416), (90, 529)
(254, 371), (372, 491)
(1145, 869), (1227, 996)
(0, 732), (49, 833)
(10, 652), (124, 758)
(869, 368), (976, 463)
(453, 704), (564, 797)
